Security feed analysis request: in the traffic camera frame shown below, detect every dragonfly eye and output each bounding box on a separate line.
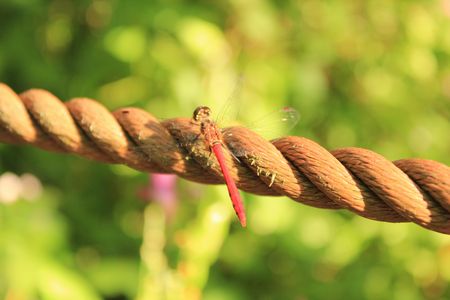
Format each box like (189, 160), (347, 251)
(193, 106), (212, 121)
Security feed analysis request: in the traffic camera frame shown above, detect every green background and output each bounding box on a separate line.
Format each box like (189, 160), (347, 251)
(0, 0), (449, 299)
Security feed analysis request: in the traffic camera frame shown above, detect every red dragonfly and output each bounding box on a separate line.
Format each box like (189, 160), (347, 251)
(192, 106), (247, 227)
(190, 105), (299, 228)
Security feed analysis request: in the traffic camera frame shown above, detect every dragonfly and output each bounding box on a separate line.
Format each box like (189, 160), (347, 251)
(188, 105), (300, 228)
(192, 105), (247, 227)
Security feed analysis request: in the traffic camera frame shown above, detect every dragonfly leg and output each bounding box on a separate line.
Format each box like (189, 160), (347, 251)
(206, 150), (214, 166)
(220, 141), (241, 164)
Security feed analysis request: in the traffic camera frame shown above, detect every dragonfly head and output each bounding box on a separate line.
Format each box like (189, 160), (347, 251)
(193, 106), (212, 123)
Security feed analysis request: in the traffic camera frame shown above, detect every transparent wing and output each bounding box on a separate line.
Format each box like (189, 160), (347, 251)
(222, 106), (300, 157)
(246, 106), (300, 140)
(214, 74), (245, 127)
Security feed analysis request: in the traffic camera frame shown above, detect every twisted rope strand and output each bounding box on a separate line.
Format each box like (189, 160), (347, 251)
(0, 83), (449, 234)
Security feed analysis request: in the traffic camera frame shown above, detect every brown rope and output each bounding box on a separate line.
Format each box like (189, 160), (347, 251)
(0, 83), (449, 234)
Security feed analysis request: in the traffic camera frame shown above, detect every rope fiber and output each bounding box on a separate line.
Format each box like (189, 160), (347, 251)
(0, 83), (449, 234)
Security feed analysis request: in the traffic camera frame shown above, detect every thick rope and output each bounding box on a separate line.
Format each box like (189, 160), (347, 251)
(0, 83), (449, 234)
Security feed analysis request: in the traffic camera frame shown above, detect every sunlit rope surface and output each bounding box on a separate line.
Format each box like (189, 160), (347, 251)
(0, 83), (449, 234)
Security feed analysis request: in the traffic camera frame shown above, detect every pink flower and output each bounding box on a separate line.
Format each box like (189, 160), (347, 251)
(138, 174), (178, 222)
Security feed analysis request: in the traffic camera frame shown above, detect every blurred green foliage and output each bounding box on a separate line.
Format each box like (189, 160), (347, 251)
(0, 0), (449, 299)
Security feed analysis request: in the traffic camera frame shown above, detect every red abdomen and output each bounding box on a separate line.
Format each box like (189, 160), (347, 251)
(211, 143), (246, 227)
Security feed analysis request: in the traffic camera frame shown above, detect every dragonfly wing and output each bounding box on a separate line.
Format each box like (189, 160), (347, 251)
(222, 106), (300, 157)
(214, 74), (245, 127)
(247, 106), (300, 139)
